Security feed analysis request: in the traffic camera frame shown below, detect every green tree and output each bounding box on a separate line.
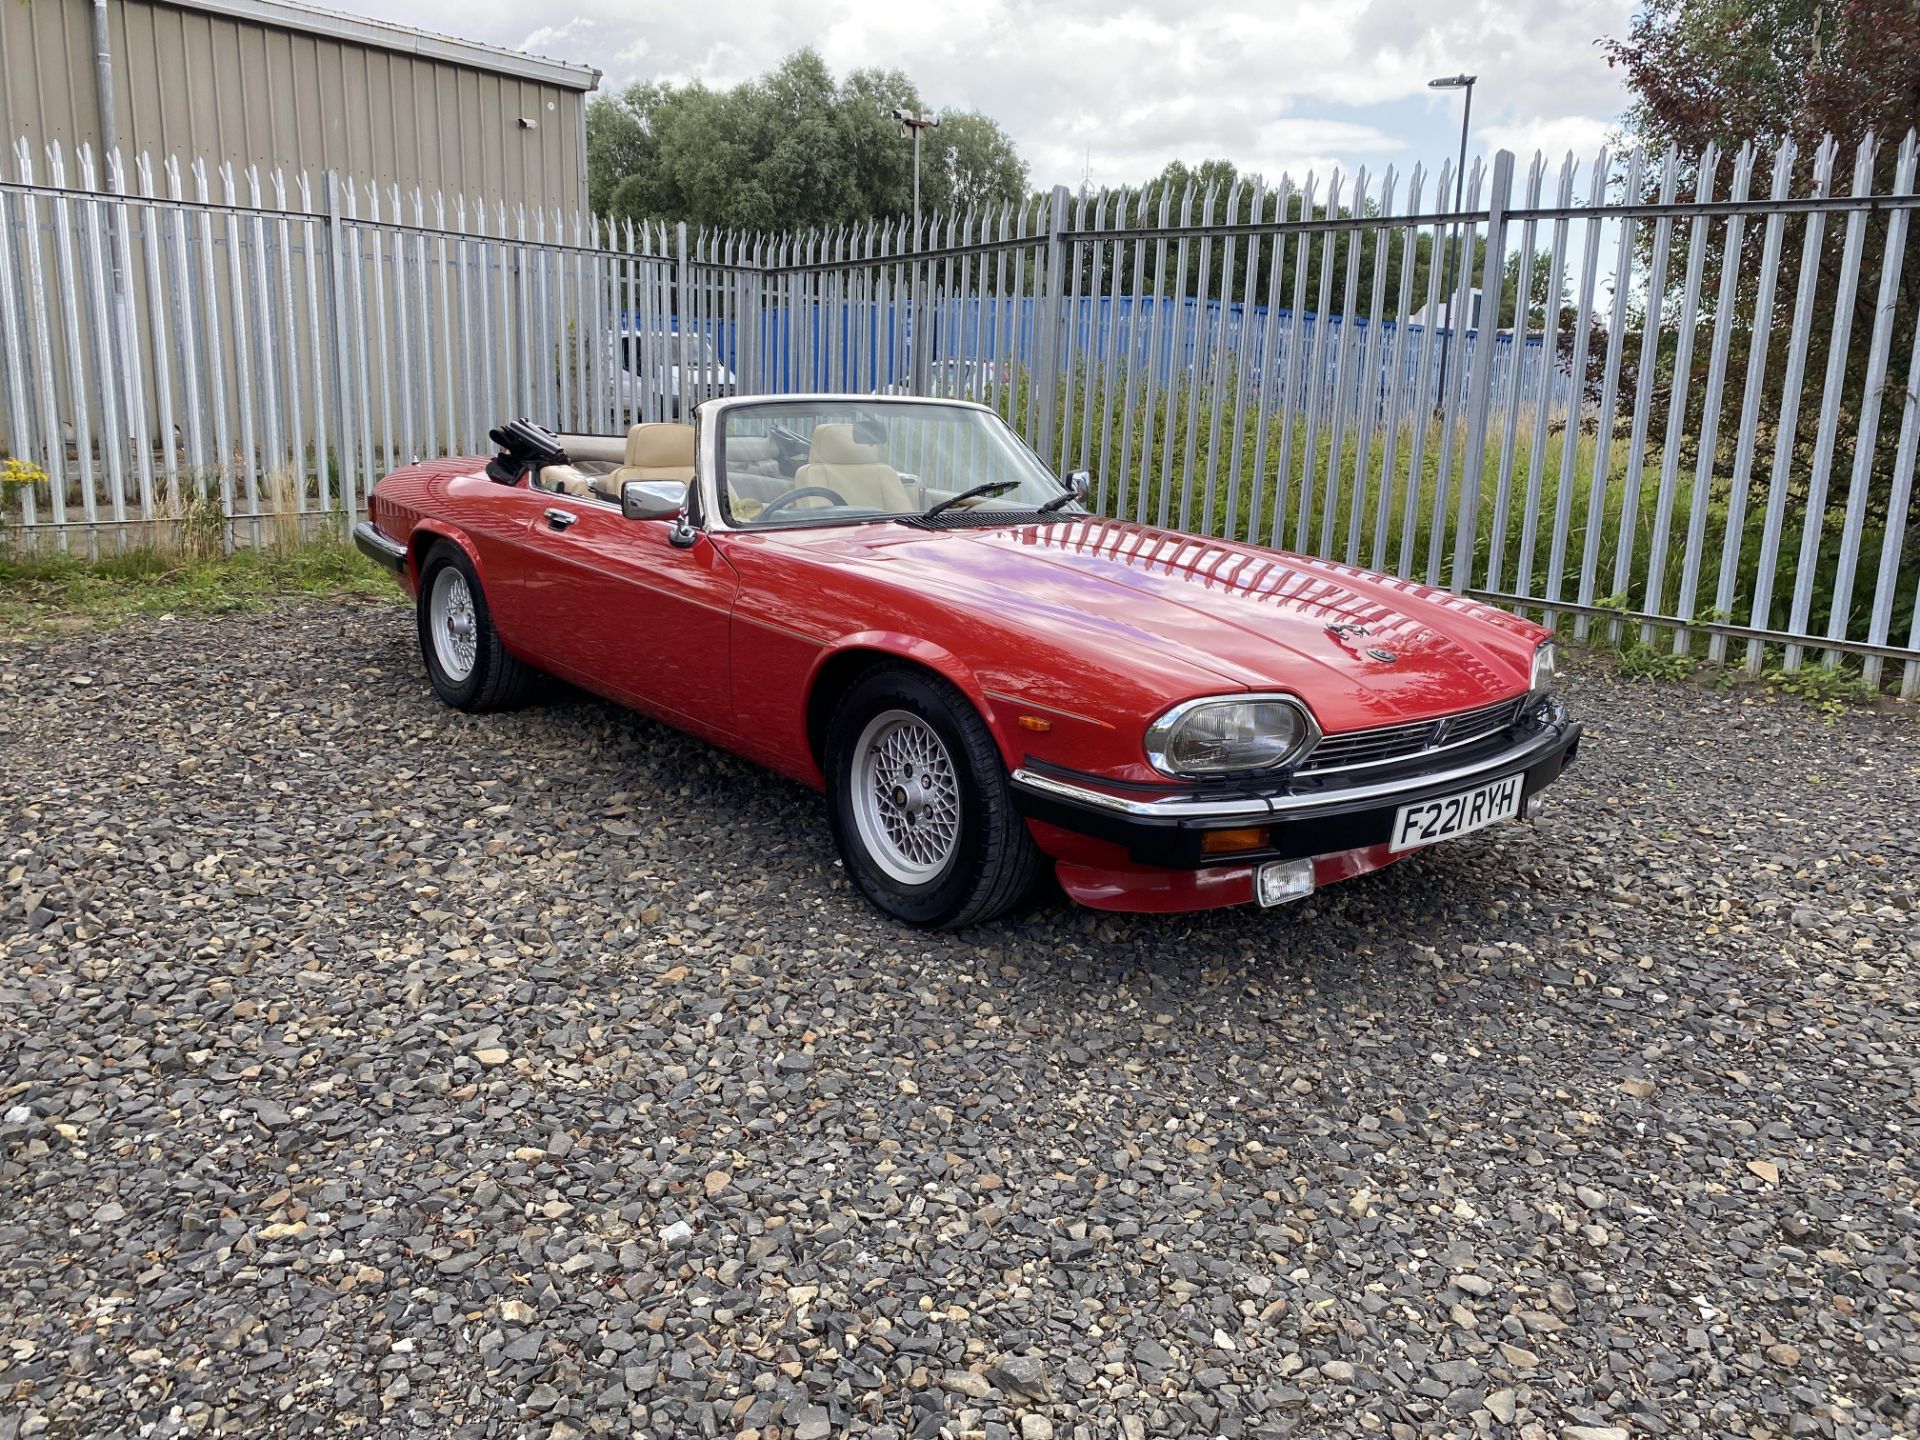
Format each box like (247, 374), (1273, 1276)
(1079, 159), (1461, 326)
(1605, 0), (1920, 164)
(934, 111), (1029, 216)
(1600, 0), (1920, 556)
(1496, 247), (1573, 332)
(585, 49), (1029, 234)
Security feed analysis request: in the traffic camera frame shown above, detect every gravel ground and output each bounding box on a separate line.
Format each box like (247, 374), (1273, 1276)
(2, 598), (1917, 1440)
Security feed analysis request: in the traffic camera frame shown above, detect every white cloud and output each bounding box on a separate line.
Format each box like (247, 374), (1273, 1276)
(340, 0), (1637, 193)
(1479, 114), (1618, 170)
(515, 17), (590, 55)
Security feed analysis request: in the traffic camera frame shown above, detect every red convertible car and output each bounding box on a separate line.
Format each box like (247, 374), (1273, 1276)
(354, 395), (1579, 927)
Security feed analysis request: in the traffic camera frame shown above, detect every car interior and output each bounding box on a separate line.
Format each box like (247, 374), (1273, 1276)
(528, 418), (922, 519)
(535, 423), (696, 506)
(790, 424), (916, 511)
(525, 405), (1069, 528)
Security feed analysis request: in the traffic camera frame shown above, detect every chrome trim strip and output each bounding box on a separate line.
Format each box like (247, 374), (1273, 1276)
(1010, 768), (1275, 819)
(353, 521), (407, 575)
(1011, 714), (1567, 822)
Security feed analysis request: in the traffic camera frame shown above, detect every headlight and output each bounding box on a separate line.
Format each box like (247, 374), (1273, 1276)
(1531, 641), (1559, 695)
(1144, 695), (1319, 777)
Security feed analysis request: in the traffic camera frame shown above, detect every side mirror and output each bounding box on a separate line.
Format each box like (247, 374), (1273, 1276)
(621, 479), (686, 522)
(1067, 470), (1093, 503)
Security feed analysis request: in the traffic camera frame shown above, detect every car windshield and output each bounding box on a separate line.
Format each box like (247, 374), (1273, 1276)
(720, 400), (1068, 528)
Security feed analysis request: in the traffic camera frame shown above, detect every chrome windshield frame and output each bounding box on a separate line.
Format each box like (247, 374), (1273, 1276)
(693, 393), (1066, 534)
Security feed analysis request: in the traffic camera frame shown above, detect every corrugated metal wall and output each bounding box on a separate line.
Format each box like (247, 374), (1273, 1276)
(0, 0), (591, 214)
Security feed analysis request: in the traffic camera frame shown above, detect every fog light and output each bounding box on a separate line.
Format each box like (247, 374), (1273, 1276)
(1255, 858), (1315, 907)
(1201, 826), (1269, 855)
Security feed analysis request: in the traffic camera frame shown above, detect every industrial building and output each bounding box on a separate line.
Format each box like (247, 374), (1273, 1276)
(0, 0), (600, 213)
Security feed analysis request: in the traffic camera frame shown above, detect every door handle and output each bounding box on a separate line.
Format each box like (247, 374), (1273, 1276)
(543, 508), (578, 531)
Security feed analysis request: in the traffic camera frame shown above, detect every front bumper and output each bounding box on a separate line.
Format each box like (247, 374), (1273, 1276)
(1010, 699), (1581, 871)
(353, 521), (408, 577)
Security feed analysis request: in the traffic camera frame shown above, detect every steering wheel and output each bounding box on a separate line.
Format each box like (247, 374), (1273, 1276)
(770, 425), (811, 476)
(757, 485), (848, 519)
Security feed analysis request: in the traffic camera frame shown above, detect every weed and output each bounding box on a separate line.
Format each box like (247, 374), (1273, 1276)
(1615, 647), (1697, 681)
(2, 458), (49, 490)
(0, 537), (397, 637)
(1762, 664), (1878, 718)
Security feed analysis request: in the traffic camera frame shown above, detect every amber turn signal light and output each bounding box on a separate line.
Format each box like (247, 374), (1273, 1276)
(1016, 715), (1052, 732)
(1200, 826), (1269, 855)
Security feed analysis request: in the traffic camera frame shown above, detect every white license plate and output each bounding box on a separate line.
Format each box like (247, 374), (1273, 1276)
(1389, 774), (1523, 852)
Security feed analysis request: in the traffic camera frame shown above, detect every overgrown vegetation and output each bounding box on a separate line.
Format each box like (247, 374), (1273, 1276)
(1586, 594), (1700, 681)
(1759, 661), (1884, 714)
(0, 532), (394, 636)
(1035, 361), (1920, 664)
(1594, 0), (1920, 551)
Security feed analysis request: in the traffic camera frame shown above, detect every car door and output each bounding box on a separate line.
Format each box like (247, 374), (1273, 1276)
(515, 494), (737, 733)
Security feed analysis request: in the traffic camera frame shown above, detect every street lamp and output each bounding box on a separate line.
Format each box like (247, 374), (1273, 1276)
(1428, 73), (1476, 409)
(891, 107), (940, 247)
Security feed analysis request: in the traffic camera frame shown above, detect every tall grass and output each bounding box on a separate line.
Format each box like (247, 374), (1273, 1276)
(1019, 365), (1918, 672)
(0, 493), (389, 634)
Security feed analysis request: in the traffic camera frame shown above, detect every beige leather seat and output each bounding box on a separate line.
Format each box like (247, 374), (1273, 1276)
(794, 424), (913, 512)
(604, 422), (696, 492)
(538, 464), (601, 499)
(725, 433), (783, 477)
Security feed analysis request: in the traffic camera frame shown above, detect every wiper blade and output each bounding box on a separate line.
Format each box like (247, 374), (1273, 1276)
(1035, 487), (1080, 514)
(923, 480), (1020, 519)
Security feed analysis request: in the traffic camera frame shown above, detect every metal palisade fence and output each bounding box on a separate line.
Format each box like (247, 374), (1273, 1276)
(2, 133), (1918, 695)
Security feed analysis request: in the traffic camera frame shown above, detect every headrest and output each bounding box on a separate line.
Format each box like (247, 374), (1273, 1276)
(808, 424), (883, 466)
(625, 422), (696, 469)
(727, 434), (779, 461)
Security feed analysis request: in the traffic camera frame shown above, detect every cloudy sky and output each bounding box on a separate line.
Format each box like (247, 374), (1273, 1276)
(360, 0), (1636, 193)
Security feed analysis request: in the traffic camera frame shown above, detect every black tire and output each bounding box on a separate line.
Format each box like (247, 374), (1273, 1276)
(824, 664), (1045, 928)
(415, 541), (538, 712)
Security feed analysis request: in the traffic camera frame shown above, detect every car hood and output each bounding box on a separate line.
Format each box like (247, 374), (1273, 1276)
(786, 517), (1541, 732)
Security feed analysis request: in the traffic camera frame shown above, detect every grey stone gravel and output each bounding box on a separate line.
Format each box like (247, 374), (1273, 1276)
(2, 600), (1918, 1439)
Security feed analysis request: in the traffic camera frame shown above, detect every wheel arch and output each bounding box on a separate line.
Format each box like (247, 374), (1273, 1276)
(408, 521), (485, 590)
(802, 635), (999, 772)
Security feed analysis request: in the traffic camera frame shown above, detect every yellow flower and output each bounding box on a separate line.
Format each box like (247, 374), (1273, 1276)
(1, 458), (48, 488)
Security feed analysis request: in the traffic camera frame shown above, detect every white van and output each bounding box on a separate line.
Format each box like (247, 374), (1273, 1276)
(614, 329), (736, 419)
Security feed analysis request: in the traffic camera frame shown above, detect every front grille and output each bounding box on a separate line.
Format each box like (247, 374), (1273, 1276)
(896, 510), (1076, 530)
(1300, 695), (1527, 774)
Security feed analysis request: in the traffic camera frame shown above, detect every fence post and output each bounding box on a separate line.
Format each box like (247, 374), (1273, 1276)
(1033, 184), (1071, 462)
(1451, 149), (1513, 593)
(909, 218), (929, 398)
(674, 221), (691, 420)
(746, 257), (767, 397)
(324, 171), (357, 523)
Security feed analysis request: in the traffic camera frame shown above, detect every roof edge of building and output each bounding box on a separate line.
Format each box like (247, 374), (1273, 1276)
(155, 0), (602, 91)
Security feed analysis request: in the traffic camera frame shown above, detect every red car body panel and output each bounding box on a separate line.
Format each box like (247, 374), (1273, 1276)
(367, 447), (1568, 913)
(1048, 834), (1406, 912)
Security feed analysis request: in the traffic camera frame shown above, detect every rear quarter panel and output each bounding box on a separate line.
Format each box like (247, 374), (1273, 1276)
(368, 458), (541, 654)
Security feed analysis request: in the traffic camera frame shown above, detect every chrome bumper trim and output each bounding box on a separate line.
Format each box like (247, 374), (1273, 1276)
(353, 521), (408, 575)
(1010, 711), (1571, 823)
(1009, 769), (1274, 820)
